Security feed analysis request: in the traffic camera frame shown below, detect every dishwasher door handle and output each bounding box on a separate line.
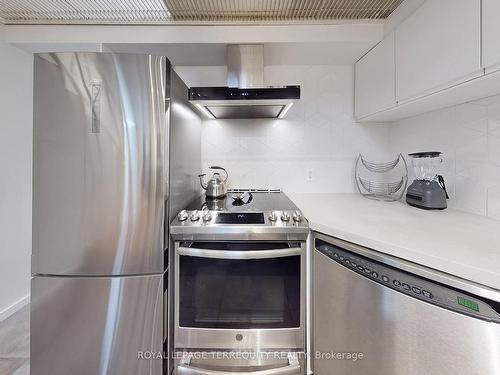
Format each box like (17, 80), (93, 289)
(177, 353), (301, 375)
(177, 247), (302, 259)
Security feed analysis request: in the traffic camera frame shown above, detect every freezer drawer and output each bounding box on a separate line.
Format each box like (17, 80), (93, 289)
(313, 237), (500, 375)
(33, 52), (167, 276)
(31, 274), (163, 375)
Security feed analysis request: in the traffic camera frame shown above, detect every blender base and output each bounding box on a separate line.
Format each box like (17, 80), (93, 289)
(406, 180), (447, 210)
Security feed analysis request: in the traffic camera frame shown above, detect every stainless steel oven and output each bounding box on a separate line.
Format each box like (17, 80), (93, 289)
(170, 192), (309, 374)
(174, 240), (306, 351)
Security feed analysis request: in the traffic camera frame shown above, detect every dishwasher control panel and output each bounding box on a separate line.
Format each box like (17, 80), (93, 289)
(315, 239), (500, 323)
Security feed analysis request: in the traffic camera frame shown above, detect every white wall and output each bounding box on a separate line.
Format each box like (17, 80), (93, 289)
(0, 25), (33, 321)
(177, 65), (391, 193)
(383, 0), (425, 36)
(389, 94), (500, 219)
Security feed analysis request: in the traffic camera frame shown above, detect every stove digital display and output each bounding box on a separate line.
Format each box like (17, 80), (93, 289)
(215, 212), (265, 224)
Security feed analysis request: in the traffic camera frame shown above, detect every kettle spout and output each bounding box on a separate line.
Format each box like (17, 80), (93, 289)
(198, 174), (207, 190)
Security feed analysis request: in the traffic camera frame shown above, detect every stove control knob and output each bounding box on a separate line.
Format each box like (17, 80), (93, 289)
(178, 210), (188, 222)
(281, 212), (291, 222)
(269, 211), (278, 222)
(190, 211), (200, 222)
(202, 212), (212, 222)
(293, 210), (303, 222)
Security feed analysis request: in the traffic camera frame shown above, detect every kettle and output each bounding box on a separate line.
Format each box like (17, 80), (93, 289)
(198, 166), (228, 199)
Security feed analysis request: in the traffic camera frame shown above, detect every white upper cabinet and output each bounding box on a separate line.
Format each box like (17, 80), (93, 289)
(395, 0), (482, 102)
(355, 33), (396, 119)
(482, 0), (500, 72)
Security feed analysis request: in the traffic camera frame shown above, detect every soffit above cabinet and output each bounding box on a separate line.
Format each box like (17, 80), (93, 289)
(0, 0), (403, 25)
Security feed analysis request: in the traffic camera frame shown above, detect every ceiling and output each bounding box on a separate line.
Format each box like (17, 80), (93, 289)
(0, 0), (403, 24)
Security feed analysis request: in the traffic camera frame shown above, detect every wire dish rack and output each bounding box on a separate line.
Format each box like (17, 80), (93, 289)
(355, 154), (408, 201)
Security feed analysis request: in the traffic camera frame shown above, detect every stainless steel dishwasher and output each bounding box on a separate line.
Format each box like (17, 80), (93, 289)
(312, 232), (500, 375)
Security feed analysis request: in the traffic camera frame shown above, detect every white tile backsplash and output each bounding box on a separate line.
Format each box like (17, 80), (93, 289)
(180, 64), (500, 220)
(197, 65), (392, 193)
(390, 93), (500, 219)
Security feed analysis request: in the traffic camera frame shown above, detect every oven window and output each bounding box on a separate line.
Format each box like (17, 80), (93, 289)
(179, 255), (301, 329)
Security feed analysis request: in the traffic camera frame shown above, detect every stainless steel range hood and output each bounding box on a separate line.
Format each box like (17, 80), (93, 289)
(189, 45), (300, 119)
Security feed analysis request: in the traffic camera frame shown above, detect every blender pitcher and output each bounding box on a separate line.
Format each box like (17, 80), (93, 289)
(406, 152), (449, 210)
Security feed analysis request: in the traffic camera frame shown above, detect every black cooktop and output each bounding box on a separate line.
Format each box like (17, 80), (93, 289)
(186, 190), (299, 212)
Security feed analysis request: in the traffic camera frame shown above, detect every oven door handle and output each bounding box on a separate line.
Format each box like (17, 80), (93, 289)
(177, 246), (302, 259)
(177, 353), (301, 375)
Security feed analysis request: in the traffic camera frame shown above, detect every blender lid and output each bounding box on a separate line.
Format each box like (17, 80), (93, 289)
(408, 151), (442, 158)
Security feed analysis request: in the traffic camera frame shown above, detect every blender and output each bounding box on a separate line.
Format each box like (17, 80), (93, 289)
(406, 152), (449, 209)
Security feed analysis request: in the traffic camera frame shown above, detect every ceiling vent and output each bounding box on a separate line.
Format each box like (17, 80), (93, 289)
(0, 0), (403, 24)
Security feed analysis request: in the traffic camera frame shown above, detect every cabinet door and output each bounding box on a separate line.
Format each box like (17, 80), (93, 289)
(355, 32), (396, 119)
(482, 0), (500, 72)
(395, 0), (482, 102)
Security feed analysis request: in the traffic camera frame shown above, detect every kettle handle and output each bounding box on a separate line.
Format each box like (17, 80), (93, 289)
(209, 166), (228, 181)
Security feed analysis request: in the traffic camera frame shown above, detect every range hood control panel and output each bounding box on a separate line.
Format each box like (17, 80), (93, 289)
(189, 86), (300, 101)
(188, 86), (300, 119)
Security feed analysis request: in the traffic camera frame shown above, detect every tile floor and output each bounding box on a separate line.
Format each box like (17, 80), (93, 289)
(0, 306), (29, 375)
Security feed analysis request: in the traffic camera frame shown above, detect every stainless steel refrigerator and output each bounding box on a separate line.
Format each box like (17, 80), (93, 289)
(31, 52), (201, 375)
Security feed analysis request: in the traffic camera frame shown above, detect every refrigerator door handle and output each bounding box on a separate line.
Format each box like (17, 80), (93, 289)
(177, 353), (301, 375)
(90, 79), (102, 133)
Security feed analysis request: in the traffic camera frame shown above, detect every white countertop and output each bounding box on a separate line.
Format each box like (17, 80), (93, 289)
(288, 193), (500, 290)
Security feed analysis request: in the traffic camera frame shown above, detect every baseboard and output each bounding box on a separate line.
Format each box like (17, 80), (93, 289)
(0, 294), (30, 322)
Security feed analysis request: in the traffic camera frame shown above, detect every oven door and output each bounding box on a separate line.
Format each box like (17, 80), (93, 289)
(175, 241), (305, 350)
